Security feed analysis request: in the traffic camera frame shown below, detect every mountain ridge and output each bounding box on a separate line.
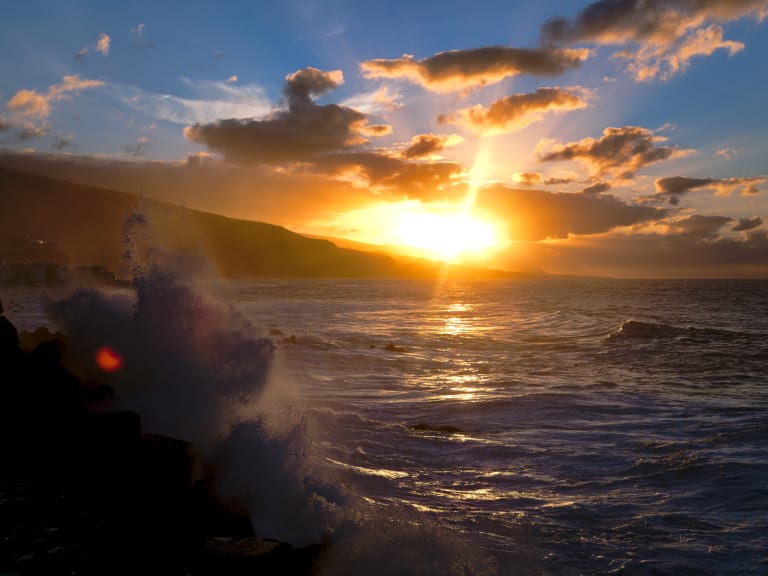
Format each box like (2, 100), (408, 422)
(0, 166), (542, 279)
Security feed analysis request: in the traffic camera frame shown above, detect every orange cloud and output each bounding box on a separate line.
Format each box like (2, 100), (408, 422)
(537, 125), (687, 179)
(438, 87), (589, 135)
(512, 172), (544, 185)
(3, 75), (104, 143)
(402, 133), (462, 159)
(360, 46), (589, 92)
(95, 33), (111, 56)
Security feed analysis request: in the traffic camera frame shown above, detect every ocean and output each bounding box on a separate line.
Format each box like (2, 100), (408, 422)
(5, 276), (768, 574)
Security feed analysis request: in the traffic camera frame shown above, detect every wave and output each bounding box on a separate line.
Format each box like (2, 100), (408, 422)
(41, 260), (496, 572)
(607, 319), (747, 342)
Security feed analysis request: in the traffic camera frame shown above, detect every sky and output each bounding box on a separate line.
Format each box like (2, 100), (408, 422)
(1, 0), (767, 278)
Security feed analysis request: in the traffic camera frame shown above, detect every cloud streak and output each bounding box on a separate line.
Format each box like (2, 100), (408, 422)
(115, 80), (271, 125)
(537, 126), (687, 179)
(438, 87), (589, 135)
(360, 46), (589, 92)
(655, 175), (766, 204)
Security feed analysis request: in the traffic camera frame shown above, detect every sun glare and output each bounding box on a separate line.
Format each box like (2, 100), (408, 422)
(394, 204), (500, 262)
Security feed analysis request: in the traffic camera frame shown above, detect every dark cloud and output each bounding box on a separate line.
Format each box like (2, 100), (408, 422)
(124, 137), (150, 158)
(542, 0), (766, 45)
(501, 226), (768, 278)
(545, 175), (577, 185)
(670, 214), (733, 238)
(581, 181), (611, 194)
(655, 175), (714, 194)
(185, 68), (379, 164)
(481, 185), (666, 241)
(51, 135), (75, 150)
(438, 87), (589, 135)
(360, 46), (589, 92)
(540, 0), (765, 80)
(282, 67), (343, 108)
(402, 134), (458, 159)
(655, 175), (766, 203)
(732, 216), (764, 232)
(537, 125), (685, 179)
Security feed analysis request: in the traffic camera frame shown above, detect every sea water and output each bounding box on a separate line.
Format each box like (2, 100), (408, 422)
(6, 277), (768, 574)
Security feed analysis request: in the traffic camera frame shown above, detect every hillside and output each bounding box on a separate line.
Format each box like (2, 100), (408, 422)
(0, 167), (536, 279)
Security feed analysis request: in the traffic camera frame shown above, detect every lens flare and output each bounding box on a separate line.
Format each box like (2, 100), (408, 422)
(96, 346), (123, 372)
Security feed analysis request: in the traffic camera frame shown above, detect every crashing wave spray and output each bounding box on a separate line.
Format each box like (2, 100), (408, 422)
(45, 211), (497, 572)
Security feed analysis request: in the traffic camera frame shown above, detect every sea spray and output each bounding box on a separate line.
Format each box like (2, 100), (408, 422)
(46, 266), (272, 447)
(45, 252), (499, 571)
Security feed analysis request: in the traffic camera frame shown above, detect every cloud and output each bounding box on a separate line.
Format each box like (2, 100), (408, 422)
(2, 75), (105, 141)
(131, 23), (145, 38)
(282, 67), (343, 108)
(670, 214), (733, 238)
(96, 33), (111, 56)
(125, 136), (150, 157)
(716, 147), (738, 159)
(655, 175), (714, 194)
(617, 24), (744, 81)
(360, 46), (589, 92)
(481, 184), (666, 240)
(227, 75), (238, 84)
(6, 90), (50, 118)
(541, 0), (766, 80)
(733, 216), (764, 231)
(581, 181), (611, 194)
(51, 135), (75, 150)
(115, 79), (271, 125)
(438, 87), (589, 135)
(184, 68), (388, 165)
(502, 225), (768, 278)
(655, 175), (766, 203)
(513, 172), (544, 185)
(340, 86), (402, 114)
(537, 125), (686, 179)
(310, 152), (465, 197)
(402, 133), (462, 159)
(75, 33), (111, 59)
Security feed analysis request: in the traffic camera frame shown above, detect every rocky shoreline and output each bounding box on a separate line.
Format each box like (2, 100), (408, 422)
(0, 301), (322, 575)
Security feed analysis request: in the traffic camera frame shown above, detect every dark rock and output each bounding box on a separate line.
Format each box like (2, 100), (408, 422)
(196, 537), (321, 576)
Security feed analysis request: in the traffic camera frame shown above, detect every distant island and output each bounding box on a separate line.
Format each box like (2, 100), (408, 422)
(0, 167), (545, 280)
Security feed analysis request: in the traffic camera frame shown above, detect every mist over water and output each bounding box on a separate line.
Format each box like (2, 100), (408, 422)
(7, 274), (768, 574)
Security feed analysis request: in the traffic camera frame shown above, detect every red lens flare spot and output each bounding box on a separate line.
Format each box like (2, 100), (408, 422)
(96, 346), (123, 372)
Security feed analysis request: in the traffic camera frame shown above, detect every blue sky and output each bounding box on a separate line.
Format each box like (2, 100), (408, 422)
(1, 0), (767, 277)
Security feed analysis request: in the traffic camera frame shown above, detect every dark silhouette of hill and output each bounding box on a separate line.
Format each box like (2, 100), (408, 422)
(0, 166), (537, 279)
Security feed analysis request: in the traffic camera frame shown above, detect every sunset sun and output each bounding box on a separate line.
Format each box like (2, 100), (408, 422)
(394, 207), (500, 262)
